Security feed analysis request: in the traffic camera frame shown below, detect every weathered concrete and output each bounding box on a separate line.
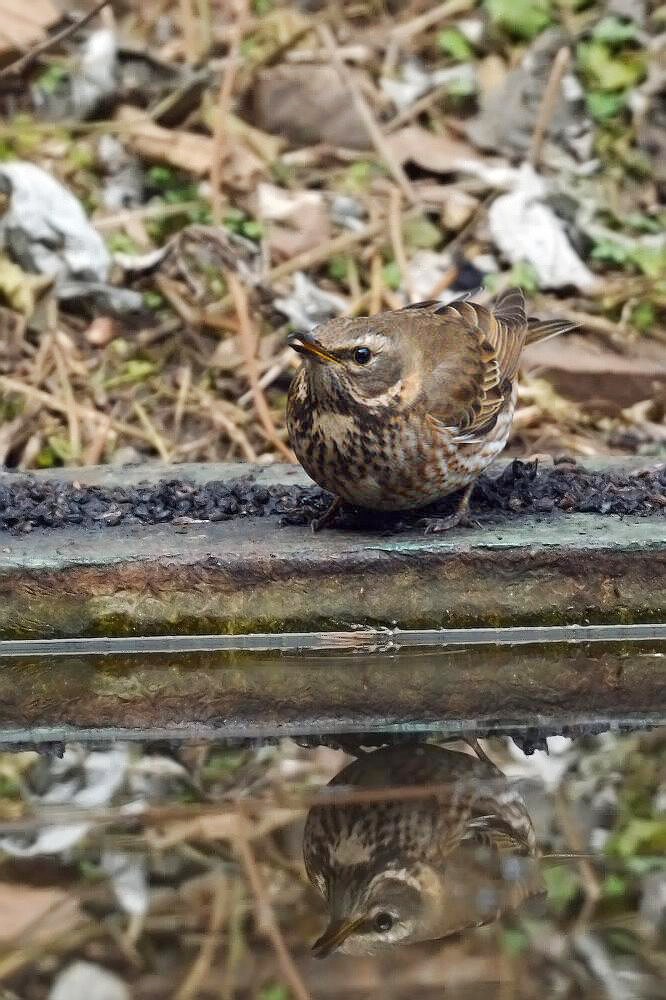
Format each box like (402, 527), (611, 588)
(0, 461), (664, 743)
(3, 508), (666, 639)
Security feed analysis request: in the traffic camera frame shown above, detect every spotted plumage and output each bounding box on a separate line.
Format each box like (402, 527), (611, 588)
(304, 745), (544, 956)
(287, 289), (575, 525)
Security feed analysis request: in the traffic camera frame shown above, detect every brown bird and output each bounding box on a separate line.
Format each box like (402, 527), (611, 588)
(287, 289), (574, 529)
(303, 744), (544, 957)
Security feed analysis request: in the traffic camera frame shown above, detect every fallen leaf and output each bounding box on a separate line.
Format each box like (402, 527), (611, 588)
(0, 254), (52, 315)
(115, 106), (215, 176)
(251, 64), (371, 150)
(386, 125), (478, 174)
(0, 0), (60, 59)
(0, 882), (82, 943)
(256, 183), (330, 261)
(523, 334), (666, 409)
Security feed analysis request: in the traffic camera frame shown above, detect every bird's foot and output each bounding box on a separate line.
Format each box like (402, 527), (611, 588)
(419, 484), (478, 534)
(311, 497), (342, 533)
(420, 510), (480, 533)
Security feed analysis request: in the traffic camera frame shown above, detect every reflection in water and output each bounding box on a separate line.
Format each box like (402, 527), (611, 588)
(304, 744), (544, 956)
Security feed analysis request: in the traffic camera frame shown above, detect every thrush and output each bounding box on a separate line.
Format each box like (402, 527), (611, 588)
(303, 744), (544, 957)
(286, 289), (574, 529)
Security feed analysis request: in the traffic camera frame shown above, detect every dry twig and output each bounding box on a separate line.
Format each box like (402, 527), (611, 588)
(210, 2), (248, 223)
(235, 827), (311, 1000)
(317, 23), (417, 206)
(528, 47), (572, 168)
(0, 0), (113, 78)
(226, 271), (294, 461)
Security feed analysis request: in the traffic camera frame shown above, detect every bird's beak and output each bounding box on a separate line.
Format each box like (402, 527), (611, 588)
(287, 332), (338, 364)
(312, 916), (365, 958)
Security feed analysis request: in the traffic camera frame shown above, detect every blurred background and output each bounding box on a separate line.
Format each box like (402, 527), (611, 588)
(0, 1), (665, 998)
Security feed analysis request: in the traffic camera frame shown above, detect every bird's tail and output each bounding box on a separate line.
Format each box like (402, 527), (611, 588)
(525, 315), (578, 346)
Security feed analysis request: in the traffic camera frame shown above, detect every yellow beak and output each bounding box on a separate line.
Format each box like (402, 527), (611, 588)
(312, 916), (366, 958)
(287, 333), (338, 364)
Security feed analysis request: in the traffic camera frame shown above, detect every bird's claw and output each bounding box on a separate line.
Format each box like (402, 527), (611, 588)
(420, 511), (480, 534)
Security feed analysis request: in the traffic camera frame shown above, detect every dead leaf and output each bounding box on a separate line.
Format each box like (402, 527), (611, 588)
(0, 0), (60, 59)
(0, 254), (52, 315)
(523, 334), (666, 410)
(251, 64), (372, 150)
(0, 882), (82, 943)
(256, 183), (330, 261)
(115, 106), (215, 176)
(202, 106), (285, 163)
(415, 183), (480, 230)
(386, 125), (478, 174)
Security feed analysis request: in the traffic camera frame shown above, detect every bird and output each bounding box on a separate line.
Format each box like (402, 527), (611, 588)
(286, 288), (574, 530)
(303, 743), (544, 957)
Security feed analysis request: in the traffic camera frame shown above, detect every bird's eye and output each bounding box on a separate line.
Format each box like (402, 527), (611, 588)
(353, 347), (372, 365)
(373, 911), (394, 933)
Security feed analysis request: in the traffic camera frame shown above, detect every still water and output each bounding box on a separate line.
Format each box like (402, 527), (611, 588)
(0, 631), (664, 997)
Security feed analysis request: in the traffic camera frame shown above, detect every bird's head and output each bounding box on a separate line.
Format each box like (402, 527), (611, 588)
(312, 863), (443, 957)
(288, 315), (418, 410)
(311, 847), (545, 957)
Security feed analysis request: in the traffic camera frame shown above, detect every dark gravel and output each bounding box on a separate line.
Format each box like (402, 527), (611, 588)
(0, 459), (664, 533)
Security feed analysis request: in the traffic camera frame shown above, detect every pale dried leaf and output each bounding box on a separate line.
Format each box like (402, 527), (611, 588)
(256, 184), (330, 261)
(115, 106), (215, 177)
(252, 64), (371, 150)
(0, 882), (82, 942)
(0, 0), (60, 57)
(386, 125), (479, 173)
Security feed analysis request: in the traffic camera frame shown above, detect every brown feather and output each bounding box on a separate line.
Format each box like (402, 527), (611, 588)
(425, 289), (527, 440)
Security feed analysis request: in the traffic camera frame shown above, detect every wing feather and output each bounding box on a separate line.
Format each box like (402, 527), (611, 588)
(424, 289), (527, 441)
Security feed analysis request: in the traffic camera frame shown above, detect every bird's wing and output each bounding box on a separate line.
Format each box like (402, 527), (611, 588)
(407, 289), (528, 443)
(462, 783), (538, 856)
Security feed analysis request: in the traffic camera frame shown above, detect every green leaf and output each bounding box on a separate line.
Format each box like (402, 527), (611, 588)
(502, 927), (528, 956)
(107, 232), (139, 255)
(624, 213), (662, 234)
(608, 818), (666, 858)
(591, 239), (630, 265)
(402, 215), (442, 250)
(382, 260), (402, 291)
(143, 290), (165, 310)
(485, 0), (553, 40)
(258, 985), (289, 1000)
(601, 873), (628, 900)
(592, 15), (638, 46)
(585, 90), (627, 121)
(47, 435), (74, 463)
(577, 40), (645, 90)
(328, 255), (349, 282)
(37, 63), (68, 95)
(508, 260), (540, 293)
(543, 864), (580, 914)
(241, 219), (263, 240)
(105, 360), (158, 388)
(437, 28), (474, 61)
(629, 246), (666, 280)
(631, 302), (656, 332)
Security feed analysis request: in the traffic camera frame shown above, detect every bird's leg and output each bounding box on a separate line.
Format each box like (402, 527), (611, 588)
(420, 483), (478, 534)
(311, 496), (342, 533)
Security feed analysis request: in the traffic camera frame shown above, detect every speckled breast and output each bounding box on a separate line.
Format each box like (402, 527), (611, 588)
(287, 371), (517, 511)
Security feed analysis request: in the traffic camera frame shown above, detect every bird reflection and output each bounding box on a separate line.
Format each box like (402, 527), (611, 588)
(303, 744), (544, 956)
